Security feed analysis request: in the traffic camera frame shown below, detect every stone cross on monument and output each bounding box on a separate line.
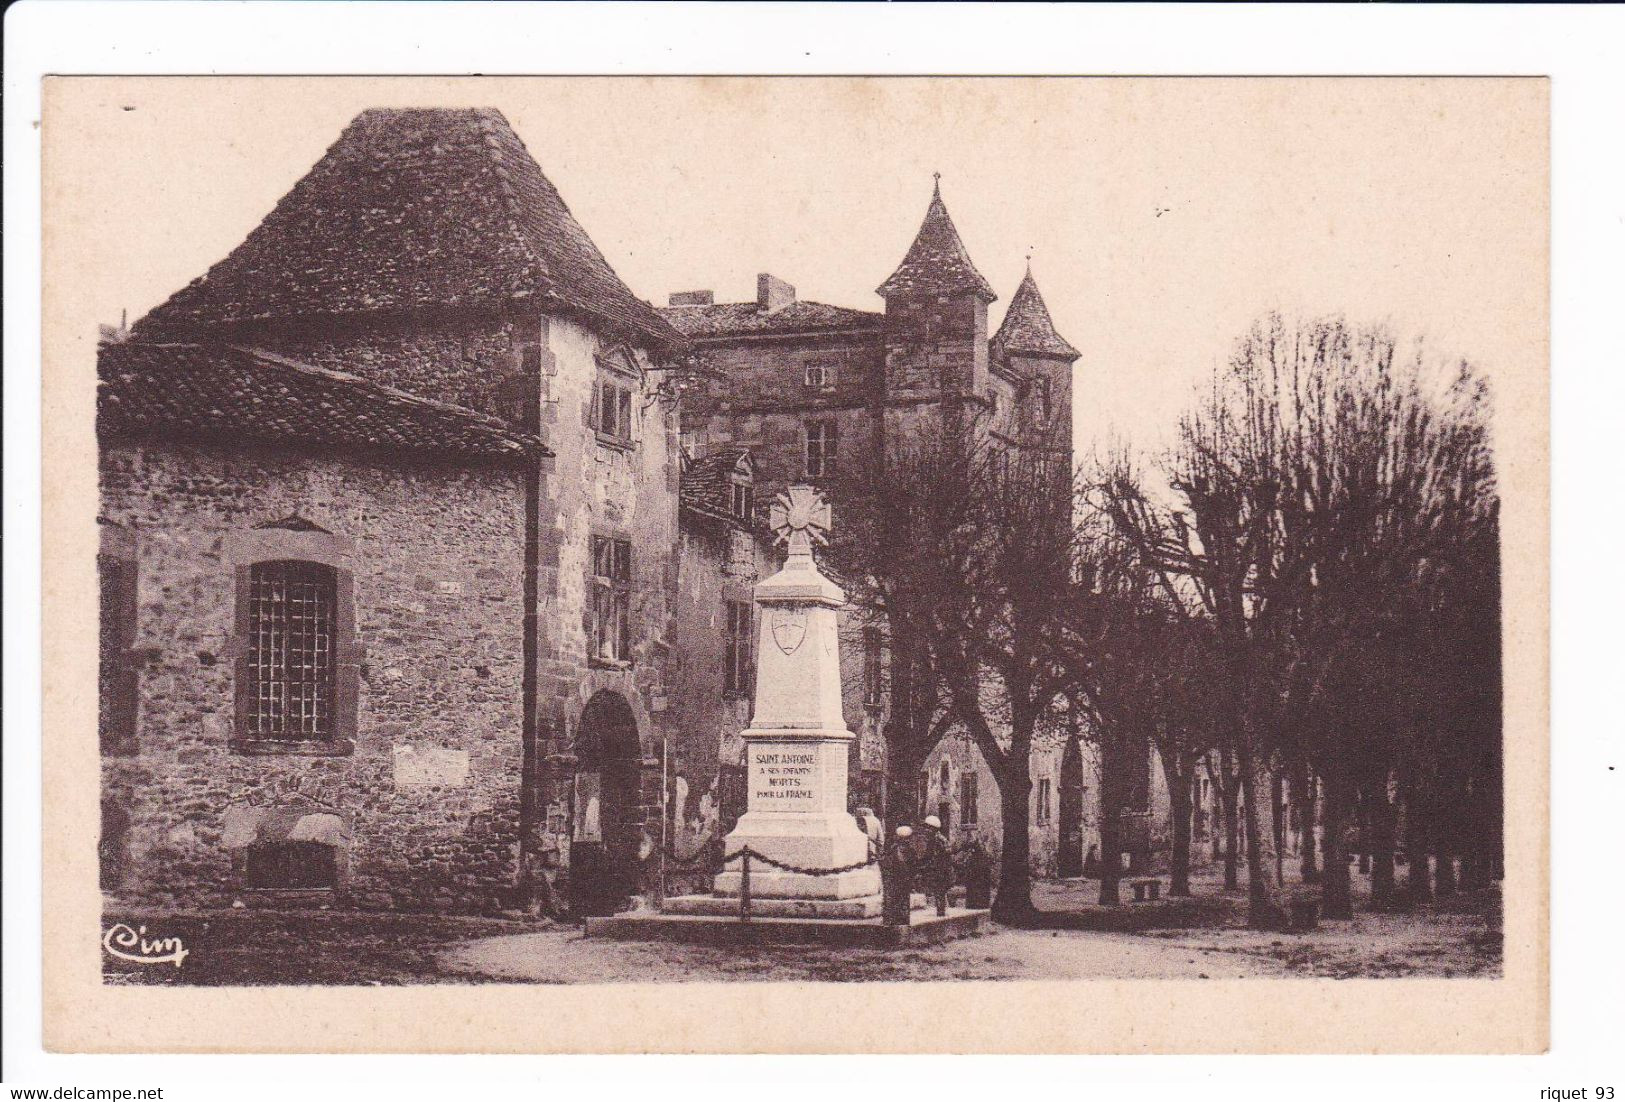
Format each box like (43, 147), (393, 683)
(707, 484), (883, 910)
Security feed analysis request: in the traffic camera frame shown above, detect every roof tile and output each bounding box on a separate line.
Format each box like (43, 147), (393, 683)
(133, 108), (683, 352)
(98, 342), (550, 463)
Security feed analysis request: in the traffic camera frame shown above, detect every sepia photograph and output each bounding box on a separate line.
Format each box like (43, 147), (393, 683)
(78, 74), (1530, 983)
(32, 67), (1553, 1057)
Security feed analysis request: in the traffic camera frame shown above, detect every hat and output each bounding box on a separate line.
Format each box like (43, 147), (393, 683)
(895, 826), (913, 838)
(923, 815), (942, 829)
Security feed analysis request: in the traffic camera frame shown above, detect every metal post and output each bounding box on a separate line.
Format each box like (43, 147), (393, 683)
(739, 851), (753, 923)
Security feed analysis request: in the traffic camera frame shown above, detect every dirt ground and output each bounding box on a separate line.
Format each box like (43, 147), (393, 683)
(104, 874), (1500, 985)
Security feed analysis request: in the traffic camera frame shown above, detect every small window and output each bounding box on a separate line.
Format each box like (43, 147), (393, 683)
(724, 599), (754, 696)
(245, 561), (337, 740)
(590, 536), (632, 663)
(862, 628), (884, 707)
(594, 377), (635, 442)
(1037, 778), (1053, 825)
(804, 360), (834, 389)
(1035, 377), (1054, 422)
(730, 480), (754, 523)
(960, 771), (979, 827)
(245, 841), (338, 890)
(805, 420), (838, 479)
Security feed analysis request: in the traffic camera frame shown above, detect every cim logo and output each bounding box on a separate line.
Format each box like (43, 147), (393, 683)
(102, 923), (189, 967)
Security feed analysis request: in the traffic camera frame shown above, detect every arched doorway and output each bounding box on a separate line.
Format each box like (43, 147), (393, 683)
(569, 691), (642, 916)
(1057, 736), (1086, 878)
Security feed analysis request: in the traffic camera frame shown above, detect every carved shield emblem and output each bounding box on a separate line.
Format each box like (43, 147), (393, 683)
(770, 607), (808, 655)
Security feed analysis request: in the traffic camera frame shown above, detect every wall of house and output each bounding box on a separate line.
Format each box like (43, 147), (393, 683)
(920, 732), (1093, 877)
(98, 441), (528, 912)
(527, 314), (684, 890)
(682, 333), (884, 499)
(667, 516), (767, 889)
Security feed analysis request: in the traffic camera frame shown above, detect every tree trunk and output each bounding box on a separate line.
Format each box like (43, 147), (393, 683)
(881, 642), (923, 830)
(1222, 790), (1240, 889)
(1298, 769), (1319, 883)
(1271, 769), (1286, 887)
(1356, 790), (1372, 874)
(1405, 779), (1432, 904)
(1433, 776), (1458, 897)
(991, 748), (1037, 925)
(1369, 774), (1398, 911)
(1098, 740), (1124, 906)
(1238, 739), (1284, 930)
(1320, 768), (1354, 919)
(1166, 757), (1193, 897)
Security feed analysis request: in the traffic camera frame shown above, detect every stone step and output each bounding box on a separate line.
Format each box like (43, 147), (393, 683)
(585, 907), (993, 948)
(663, 893), (883, 919)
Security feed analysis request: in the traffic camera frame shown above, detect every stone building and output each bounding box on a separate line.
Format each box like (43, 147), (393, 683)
(97, 107), (1167, 913)
(658, 179), (1151, 877)
(97, 342), (548, 909)
(101, 107), (701, 914)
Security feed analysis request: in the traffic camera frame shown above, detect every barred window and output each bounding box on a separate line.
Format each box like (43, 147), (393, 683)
(724, 600), (754, 696)
(804, 420), (837, 479)
(591, 536), (632, 663)
(246, 560), (336, 739)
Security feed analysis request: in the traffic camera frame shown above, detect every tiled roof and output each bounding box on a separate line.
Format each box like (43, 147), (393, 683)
(660, 300), (883, 340)
(992, 267), (1079, 360)
(98, 342), (550, 463)
(133, 108), (683, 353)
(876, 180), (996, 302)
(679, 447), (753, 524)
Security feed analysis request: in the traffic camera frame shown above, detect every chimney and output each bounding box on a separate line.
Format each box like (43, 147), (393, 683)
(756, 273), (795, 314)
(668, 290), (714, 307)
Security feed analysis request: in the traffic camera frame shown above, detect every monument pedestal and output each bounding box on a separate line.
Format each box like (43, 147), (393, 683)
(585, 487), (985, 948)
(707, 486), (882, 905)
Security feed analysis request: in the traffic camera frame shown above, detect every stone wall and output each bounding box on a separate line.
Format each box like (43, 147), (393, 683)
(98, 441), (528, 912)
(682, 333), (884, 500)
(527, 315), (684, 896)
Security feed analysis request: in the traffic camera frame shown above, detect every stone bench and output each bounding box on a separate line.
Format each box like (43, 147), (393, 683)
(1129, 878), (1161, 902)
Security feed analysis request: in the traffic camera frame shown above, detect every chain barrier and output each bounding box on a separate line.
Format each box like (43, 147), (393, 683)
(659, 842), (883, 923)
(663, 842), (880, 878)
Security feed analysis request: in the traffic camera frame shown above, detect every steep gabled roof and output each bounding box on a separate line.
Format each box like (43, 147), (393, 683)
(660, 299), (883, 340)
(876, 179), (996, 303)
(133, 108), (683, 352)
(679, 446), (754, 525)
(992, 266), (1080, 361)
(98, 341), (550, 464)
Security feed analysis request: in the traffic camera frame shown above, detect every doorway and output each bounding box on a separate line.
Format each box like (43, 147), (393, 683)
(569, 691), (642, 916)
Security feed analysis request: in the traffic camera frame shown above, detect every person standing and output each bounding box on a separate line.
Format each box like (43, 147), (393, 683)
(881, 825), (914, 926)
(919, 815), (953, 916)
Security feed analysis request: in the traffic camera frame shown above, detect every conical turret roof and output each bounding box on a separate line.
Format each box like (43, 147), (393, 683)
(133, 108), (683, 352)
(876, 178), (996, 302)
(992, 264), (1079, 360)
